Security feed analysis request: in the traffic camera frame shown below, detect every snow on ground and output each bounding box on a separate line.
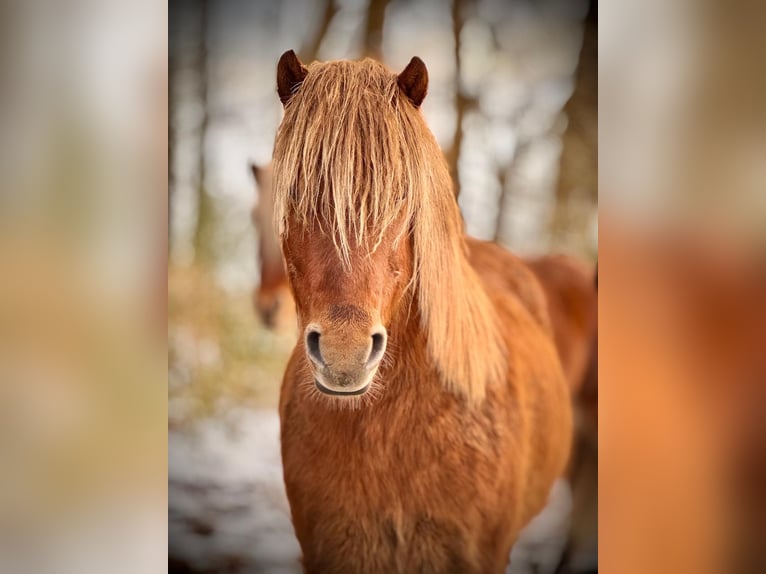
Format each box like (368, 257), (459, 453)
(169, 409), (301, 573)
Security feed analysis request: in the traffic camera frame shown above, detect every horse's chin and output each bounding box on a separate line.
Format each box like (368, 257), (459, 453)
(314, 378), (371, 397)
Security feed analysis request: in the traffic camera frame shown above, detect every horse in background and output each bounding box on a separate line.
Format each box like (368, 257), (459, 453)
(273, 51), (572, 573)
(250, 162), (296, 333)
(526, 256), (597, 397)
(541, 261), (597, 574)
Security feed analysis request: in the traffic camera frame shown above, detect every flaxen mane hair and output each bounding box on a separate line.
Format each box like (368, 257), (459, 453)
(272, 58), (506, 402)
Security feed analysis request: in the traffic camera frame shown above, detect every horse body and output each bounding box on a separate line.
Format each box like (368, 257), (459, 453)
(280, 242), (569, 573)
(272, 52), (572, 574)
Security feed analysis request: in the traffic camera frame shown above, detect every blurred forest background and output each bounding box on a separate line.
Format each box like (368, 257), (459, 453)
(169, 0), (596, 572)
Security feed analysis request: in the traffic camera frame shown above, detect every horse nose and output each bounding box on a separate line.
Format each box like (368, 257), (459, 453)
(304, 325), (387, 384)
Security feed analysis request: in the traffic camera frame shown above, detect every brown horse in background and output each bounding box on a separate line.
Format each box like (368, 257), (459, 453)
(541, 259), (597, 574)
(526, 256), (597, 397)
(250, 162), (296, 332)
(272, 51), (572, 573)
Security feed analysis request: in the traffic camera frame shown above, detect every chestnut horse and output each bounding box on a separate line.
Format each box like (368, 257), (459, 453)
(272, 51), (572, 573)
(251, 161), (597, 571)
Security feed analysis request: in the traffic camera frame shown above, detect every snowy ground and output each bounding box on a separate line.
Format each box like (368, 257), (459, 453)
(169, 409), (301, 573)
(169, 408), (572, 574)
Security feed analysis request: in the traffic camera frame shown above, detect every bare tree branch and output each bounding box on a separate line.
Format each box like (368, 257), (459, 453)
(192, 0), (215, 267)
(363, 0), (389, 60)
(168, 25), (177, 255)
(444, 0), (476, 196)
(551, 0), (597, 245)
(493, 165), (510, 243)
(300, 0), (340, 63)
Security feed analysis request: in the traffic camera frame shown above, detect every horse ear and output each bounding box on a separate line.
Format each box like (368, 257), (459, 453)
(397, 57), (428, 107)
(277, 50), (308, 106)
(250, 162), (263, 187)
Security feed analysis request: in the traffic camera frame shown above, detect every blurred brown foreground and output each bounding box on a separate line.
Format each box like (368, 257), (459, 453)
(599, 217), (766, 574)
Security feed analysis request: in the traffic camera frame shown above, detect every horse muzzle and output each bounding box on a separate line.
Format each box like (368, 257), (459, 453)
(305, 322), (386, 396)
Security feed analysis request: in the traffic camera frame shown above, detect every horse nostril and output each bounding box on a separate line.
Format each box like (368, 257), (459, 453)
(367, 331), (387, 367)
(306, 329), (325, 367)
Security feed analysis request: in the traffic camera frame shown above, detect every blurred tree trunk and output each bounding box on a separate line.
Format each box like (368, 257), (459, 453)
(551, 0), (597, 249)
(494, 139), (532, 244)
(444, 0), (474, 195)
(300, 0), (339, 63)
(363, 0), (389, 60)
(192, 0), (215, 267)
(168, 27), (177, 257)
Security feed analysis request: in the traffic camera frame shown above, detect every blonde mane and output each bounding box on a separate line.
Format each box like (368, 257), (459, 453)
(272, 58), (506, 402)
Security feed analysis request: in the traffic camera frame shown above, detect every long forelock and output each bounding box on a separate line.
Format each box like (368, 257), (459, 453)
(273, 59), (422, 269)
